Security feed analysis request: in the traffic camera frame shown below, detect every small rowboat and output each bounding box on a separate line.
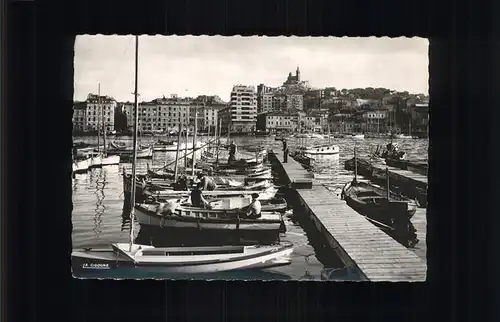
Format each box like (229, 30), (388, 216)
(72, 242), (294, 276)
(341, 180), (419, 247)
(107, 146), (153, 159)
(135, 203), (286, 234)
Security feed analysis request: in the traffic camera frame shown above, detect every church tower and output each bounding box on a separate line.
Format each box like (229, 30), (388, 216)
(296, 66), (301, 82)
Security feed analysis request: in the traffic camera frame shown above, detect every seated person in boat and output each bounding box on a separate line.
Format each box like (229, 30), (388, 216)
(190, 183), (212, 209)
(228, 140), (237, 163)
(239, 193), (261, 219)
(157, 199), (182, 228)
(197, 173), (218, 191)
(173, 174), (189, 191)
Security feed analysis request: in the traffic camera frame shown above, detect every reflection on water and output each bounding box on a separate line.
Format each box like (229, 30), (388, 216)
(92, 169), (106, 238)
(72, 135), (428, 280)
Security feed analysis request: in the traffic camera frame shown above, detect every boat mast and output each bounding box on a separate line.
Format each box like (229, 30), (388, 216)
(174, 115), (182, 180)
(216, 118), (222, 165)
(354, 147), (358, 183)
(409, 106), (412, 137)
(97, 85), (101, 152)
(184, 122), (188, 169)
(100, 83), (107, 155)
(385, 167), (390, 200)
(192, 108), (197, 176)
(129, 35), (140, 252)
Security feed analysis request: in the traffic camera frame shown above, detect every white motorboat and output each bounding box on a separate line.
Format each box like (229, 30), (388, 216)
(304, 144), (340, 156)
(72, 242), (293, 275)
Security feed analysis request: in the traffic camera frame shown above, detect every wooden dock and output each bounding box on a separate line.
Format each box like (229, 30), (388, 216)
(371, 163), (427, 189)
(270, 150), (427, 282)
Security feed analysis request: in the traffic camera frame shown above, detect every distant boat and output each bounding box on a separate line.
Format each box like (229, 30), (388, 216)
(304, 144), (340, 156)
(107, 145), (153, 159)
(309, 133), (324, 139)
(394, 134), (412, 139)
(351, 134), (365, 139)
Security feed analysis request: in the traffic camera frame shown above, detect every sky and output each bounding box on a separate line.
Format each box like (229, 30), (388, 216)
(74, 36), (428, 102)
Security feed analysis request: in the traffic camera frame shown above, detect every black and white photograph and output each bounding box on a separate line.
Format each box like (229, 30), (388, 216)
(71, 35), (428, 281)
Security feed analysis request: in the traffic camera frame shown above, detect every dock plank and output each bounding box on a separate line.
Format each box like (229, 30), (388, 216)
(270, 149), (427, 282)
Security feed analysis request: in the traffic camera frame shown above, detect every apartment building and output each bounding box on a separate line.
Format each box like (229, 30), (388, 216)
(122, 95), (191, 132)
(72, 102), (87, 132)
(265, 112), (299, 132)
(285, 93), (304, 110)
(85, 94), (117, 132)
(257, 84), (275, 114)
(361, 110), (388, 133)
(189, 96), (227, 132)
(229, 85), (257, 133)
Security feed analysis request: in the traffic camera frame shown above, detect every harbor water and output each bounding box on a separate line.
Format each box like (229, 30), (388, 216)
(72, 135), (428, 280)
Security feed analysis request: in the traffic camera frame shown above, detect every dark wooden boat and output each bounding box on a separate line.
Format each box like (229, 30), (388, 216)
(135, 203), (286, 235)
(183, 196), (287, 212)
(291, 151), (313, 167)
(344, 157), (373, 177)
(384, 158), (428, 176)
(341, 179), (419, 247)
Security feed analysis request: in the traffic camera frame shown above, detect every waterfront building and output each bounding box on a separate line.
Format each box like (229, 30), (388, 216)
(229, 85), (257, 133)
(272, 94), (286, 112)
(218, 106), (232, 133)
(361, 109), (388, 133)
(190, 95), (227, 132)
(72, 101), (87, 132)
(297, 111), (322, 132)
(122, 94), (191, 132)
(265, 112), (299, 133)
(85, 93), (117, 132)
(257, 84), (276, 114)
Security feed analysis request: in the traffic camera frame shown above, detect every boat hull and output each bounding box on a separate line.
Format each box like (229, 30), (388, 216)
(108, 147), (153, 159)
(135, 204), (285, 232)
(304, 145), (340, 155)
(344, 158), (374, 177)
(72, 158), (90, 173)
(341, 181), (419, 247)
(71, 242), (294, 276)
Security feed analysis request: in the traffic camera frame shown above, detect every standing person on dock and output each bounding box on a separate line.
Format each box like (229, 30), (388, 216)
(282, 139), (289, 163)
(190, 183), (211, 209)
(197, 173), (218, 191)
(228, 140), (237, 163)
